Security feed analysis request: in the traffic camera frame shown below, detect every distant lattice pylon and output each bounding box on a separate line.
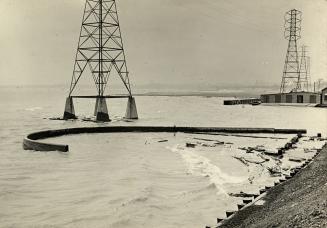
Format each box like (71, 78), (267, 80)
(280, 9), (302, 93)
(298, 45), (311, 92)
(63, 0), (138, 122)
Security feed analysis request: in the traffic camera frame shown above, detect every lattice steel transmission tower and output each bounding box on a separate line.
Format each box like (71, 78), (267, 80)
(63, 0), (138, 122)
(280, 9), (302, 93)
(298, 45), (311, 92)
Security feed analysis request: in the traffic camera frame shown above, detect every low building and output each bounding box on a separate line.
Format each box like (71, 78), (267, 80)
(261, 91), (320, 104)
(321, 87), (327, 105)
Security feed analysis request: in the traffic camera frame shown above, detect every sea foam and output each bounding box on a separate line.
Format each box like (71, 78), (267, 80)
(169, 145), (248, 195)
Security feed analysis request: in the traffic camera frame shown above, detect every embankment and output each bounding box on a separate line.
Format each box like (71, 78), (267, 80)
(219, 143), (327, 228)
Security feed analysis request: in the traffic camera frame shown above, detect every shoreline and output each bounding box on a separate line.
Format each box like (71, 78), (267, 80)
(219, 143), (327, 228)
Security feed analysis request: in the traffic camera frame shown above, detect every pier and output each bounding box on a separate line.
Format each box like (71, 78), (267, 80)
(223, 98), (261, 105)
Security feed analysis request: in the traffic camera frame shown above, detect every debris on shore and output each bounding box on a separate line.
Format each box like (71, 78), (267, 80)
(267, 166), (282, 176)
(186, 142), (196, 148)
(219, 144), (327, 228)
(228, 191), (257, 198)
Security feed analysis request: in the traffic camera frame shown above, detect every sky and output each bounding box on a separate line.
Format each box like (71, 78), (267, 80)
(0, 0), (326, 90)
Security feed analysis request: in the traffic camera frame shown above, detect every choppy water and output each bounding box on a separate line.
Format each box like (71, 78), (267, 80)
(0, 86), (326, 228)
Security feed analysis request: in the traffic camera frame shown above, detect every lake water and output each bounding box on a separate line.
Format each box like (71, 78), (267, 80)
(0, 86), (326, 227)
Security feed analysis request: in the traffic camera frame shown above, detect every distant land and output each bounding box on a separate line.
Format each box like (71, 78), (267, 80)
(1, 80), (326, 99)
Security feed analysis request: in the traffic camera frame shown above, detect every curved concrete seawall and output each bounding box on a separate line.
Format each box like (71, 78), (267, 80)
(23, 126), (307, 152)
(23, 138), (69, 152)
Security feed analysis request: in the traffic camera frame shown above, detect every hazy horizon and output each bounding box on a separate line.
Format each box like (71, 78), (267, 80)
(0, 0), (326, 89)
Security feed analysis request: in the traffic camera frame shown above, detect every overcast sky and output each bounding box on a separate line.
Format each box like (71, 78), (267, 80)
(0, 0), (326, 89)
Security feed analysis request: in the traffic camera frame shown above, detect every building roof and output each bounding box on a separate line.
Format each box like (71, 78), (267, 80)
(261, 91), (320, 96)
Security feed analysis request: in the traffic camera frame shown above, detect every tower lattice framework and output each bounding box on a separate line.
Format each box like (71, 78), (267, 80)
(298, 45), (311, 92)
(69, 0), (131, 97)
(63, 0), (138, 121)
(280, 9), (302, 93)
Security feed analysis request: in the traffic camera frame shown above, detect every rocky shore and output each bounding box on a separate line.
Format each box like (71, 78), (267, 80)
(219, 143), (327, 228)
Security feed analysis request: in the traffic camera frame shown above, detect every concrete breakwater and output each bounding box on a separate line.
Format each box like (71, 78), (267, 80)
(23, 126), (307, 152)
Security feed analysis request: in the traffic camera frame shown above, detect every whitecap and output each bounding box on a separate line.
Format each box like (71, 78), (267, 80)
(169, 145), (248, 196)
(25, 107), (42, 111)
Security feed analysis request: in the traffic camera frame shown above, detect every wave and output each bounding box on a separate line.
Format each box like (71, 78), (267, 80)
(24, 107), (42, 111)
(128, 196), (149, 204)
(120, 186), (154, 207)
(169, 145), (248, 196)
(179, 182), (219, 197)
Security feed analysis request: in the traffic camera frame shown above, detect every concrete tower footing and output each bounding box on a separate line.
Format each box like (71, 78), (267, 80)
(125, 96), (138, 119)
(63, 97), (76, 120)
(94, 97), (100, 116)
(95, 97), (110, 122)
